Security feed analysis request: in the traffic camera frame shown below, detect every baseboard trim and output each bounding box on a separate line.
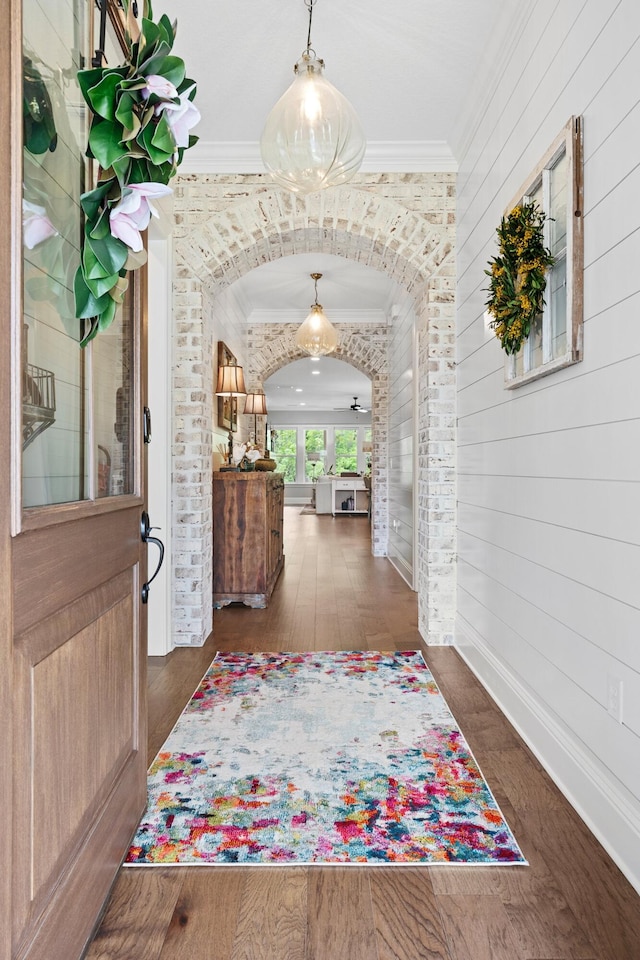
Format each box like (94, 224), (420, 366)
(455, 614), (640, 895)
(388, 552), (414, 589)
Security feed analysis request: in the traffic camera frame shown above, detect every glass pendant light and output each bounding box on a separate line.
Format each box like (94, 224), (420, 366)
(260, 0), (366, 195)
(295, 273), (338, 356)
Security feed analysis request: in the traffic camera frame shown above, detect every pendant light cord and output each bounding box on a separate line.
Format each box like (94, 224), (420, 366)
(311, 272), (322, 306)
(304, 0), (316, 55)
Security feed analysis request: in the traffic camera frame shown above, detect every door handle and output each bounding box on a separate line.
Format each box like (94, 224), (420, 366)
(141, 510), (165, 604)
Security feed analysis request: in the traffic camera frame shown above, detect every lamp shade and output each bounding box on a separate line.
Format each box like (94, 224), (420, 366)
(260, 54), (366, 195)
(243, 392), (268, 416)
(216, 364), (247, 396)
(295, 303), (338, 357)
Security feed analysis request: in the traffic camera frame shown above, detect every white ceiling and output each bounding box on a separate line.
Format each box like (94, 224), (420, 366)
(236, 252), (396, 314)
(264, 356), (371, 413)
(153, 0), (524, 411)
(235, 253), (394, 412)
(154, 0), (523, 167)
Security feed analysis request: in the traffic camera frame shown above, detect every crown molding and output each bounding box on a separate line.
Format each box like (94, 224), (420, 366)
(179, 140), (458, 175)
(247, 308), (388, 325)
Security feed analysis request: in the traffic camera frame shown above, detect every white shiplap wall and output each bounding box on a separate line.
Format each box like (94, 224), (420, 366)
(455, 0), (640, 892)
(388, 297), (417, 587)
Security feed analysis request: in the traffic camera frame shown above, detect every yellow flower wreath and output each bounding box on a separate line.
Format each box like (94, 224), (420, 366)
(485, 202), (554, 355)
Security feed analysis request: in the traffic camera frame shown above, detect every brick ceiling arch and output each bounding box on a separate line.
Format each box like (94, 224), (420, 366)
(246, 324), (387, 385)
(173, 181), (453, 297)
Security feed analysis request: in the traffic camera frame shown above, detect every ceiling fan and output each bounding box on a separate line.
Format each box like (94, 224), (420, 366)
(334, 396), (369, 413)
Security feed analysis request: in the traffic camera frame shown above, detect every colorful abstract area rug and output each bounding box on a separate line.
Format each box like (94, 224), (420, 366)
(125, 651), (527, 866)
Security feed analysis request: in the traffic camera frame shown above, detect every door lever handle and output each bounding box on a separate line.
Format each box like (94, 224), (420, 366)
(141, 510), (165, 604)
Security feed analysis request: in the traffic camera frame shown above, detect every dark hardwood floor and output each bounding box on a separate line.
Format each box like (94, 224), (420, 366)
(87, 507), (640, 960)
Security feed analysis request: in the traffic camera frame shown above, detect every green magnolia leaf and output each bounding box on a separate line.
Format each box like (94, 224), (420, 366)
(129, 39), (142, 71)
(97, 295), (118, 332)
(138, 39), (172, 72)
(89, 119), (129, 169)
(86, 224), (129, 275)
(138, 103), (156, 133)
(140, 17), (162, 51)
(77, 67), (105, 105)
(111, 155), (132, 187)
(178, 76), (197, 99)
(119, 76), (148, 92)
(151, 112), (176, 153)
(144, 160), (174, 184)
(86, 71), (123, 120)
(89, 206), (112, 239)
(83, 241), (113, 280)
(157, 14), (175, 46)
(142, 55), (184, 88)
(140, 114), (175, 164)
(115, 92), (136, 131)
(74, 265), (112, 319)
(80, 179), (114, 220)
(86, 271), (120, 300)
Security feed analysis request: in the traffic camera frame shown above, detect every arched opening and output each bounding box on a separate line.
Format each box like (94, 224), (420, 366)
(168, 177), (456, 648)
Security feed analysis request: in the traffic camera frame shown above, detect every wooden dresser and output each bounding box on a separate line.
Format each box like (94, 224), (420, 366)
(213, 471), (284, 608)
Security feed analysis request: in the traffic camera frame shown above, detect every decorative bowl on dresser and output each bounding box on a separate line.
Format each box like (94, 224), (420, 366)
(213, 471), (284, 608)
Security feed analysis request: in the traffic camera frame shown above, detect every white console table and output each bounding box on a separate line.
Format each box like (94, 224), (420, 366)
(315, 476), (368, 516)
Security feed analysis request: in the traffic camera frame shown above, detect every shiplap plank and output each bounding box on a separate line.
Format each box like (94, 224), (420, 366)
(457, 418), (640, 483)
(458, 353), (640, 445)
(458, 474), (640, 545)
(457, 502), (639, 607)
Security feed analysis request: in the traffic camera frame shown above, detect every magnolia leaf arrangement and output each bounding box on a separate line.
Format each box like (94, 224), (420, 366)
(485, 201), (555, 355)
(75, 0), (199, 345)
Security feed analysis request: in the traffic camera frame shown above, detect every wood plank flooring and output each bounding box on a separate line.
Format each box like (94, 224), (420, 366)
(88, 508), (640, 960)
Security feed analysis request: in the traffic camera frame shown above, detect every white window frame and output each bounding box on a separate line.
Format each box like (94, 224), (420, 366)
(505, 117), (584, 388)
(270, 425), (371, 483)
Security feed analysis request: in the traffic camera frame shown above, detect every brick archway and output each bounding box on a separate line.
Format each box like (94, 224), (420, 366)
(171, 174), (456, 647)
(245, 324), (389, 556)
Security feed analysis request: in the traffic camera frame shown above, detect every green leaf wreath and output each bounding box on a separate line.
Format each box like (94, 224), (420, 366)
(485, 201), (555, 355)
(75, 0), (199, 345)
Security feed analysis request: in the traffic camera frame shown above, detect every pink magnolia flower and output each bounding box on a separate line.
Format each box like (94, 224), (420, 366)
(23, 199), (58, 249)
(141, 74), (179, 101)
(109, 182), (173, 252)
(156, 84), (200, 148)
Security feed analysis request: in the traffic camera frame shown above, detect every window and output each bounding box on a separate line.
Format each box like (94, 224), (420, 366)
(269, 425), (371, 482)
(305, 429), (326, 480)
(271, 429), (297, 482)
(506, 117), (583, 387)
(335, 429), (358, 473)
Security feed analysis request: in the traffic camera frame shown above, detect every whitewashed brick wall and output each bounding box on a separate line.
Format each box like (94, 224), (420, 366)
(171, 172), (456, 646)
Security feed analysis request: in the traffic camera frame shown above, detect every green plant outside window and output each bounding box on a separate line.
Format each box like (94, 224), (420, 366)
(335, 429), (357, 474)
(271, 429), (297, 482)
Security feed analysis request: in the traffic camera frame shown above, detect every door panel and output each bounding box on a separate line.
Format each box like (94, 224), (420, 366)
(12, 568), (143, 949)
(13, 507), (141, 634)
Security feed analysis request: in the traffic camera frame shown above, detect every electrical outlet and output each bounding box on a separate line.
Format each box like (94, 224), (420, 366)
(606, 675), (624, 724)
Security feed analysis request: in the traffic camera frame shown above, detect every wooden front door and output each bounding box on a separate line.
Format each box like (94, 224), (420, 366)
(1, 2), (150, 958)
